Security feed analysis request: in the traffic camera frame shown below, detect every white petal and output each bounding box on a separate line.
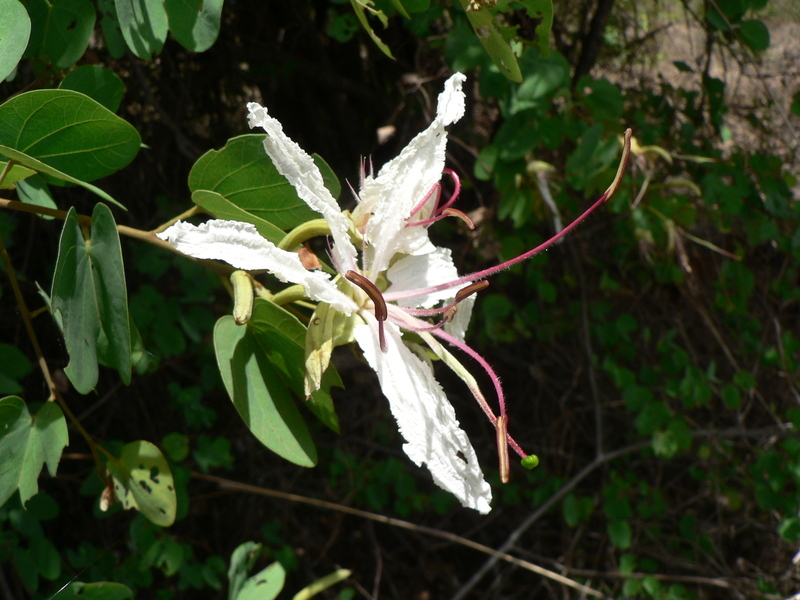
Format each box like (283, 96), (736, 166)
(353, 319), (492, 513)
(384, 248), (460, 308)
(360, 73), (467, 277)
(247, 103), (357, 271)
(158, 220), (357, 313)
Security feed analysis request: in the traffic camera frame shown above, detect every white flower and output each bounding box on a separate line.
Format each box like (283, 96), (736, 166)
(159, 73), (494, 513)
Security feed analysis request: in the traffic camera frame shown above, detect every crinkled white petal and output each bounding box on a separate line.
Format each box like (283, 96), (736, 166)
(360, 73), (467, 278)
(247, 103), (357, 271)
(384, 248), (461, 308)
(157, 220), (357, 313)
(353, 318), (491, 513)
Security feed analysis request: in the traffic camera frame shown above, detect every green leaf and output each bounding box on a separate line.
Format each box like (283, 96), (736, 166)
(518, 0), (553, 57)
(192, 190), (286, 245)
(250, 300), (342, 433)
(0, 146), (125, 207)
(0, 160), (36, 189)
(739, 19), (770, 52)
(189, 135), (320, 232)
(237, 562), (286, 600)
(51, 205), (132, 394)
(0, 343), (33, 395)
(608, 520), (632, 549)
(0, 89), (140, 184)
(115, 0), (169, 59)
(459, 0), (522, 82)
(25, 0), (95, 69)
(214, 307), (318, 467)
(56, 581), (134, 600)
(0, 397), (69, 507)
(349, 0), (394, 59)
(60, 65), (125, 112)
(0, 0), (31, 81)
(15, 175), (56, 219)
(228, 541), (262, 600)
(165, 0), (223, 52)
(106, 440), (177, 526)
(98, 0), (128, 58)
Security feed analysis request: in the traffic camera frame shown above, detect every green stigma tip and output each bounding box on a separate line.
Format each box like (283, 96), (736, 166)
(521, 455), (539, 470)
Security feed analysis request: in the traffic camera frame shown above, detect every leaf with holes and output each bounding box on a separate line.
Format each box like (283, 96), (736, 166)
(0, 397), (68, 508)
(25, 0), (95, 68)
(236, 561), (285, 600)
(106, 440), (176, 527)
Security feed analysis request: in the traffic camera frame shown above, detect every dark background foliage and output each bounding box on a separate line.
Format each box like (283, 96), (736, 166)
(2, 0), (800, 599)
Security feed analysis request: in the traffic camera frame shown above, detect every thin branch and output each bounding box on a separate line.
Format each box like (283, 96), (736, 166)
(191, 472), (610, 599)
(449, 425), (792, 600)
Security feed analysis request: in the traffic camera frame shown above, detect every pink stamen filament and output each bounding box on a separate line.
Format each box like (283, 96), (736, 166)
(385, 129), (632, 304)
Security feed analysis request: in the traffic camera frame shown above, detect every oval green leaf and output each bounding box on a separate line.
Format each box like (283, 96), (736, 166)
(165, 0), (223, 52)
(106, 440), (177, 526)
(214, 311), (318, 467)
(0, 0), (31, 81)
(188, 135), (318, 232)
(25, 0), (95, 68)
(0, 89), (140, 183)
(115, 0), (169, 59)
(60, 65), (125, 112)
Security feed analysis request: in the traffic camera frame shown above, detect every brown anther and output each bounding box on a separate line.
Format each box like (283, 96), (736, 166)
(455, 280), (489, 304)
(496, 415), (510, 484)
(441, 207), (475, 229)
(346, 270), (389, 352)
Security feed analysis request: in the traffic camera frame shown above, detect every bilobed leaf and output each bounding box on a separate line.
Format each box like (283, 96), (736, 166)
(56, 582), (133, 600)
(214, 313), (317, 467)
(192, 190), (286, 245)
(60, 65), (125, 112)
(51, 205), (132, 394)
(51, 208), (100, 394)
(0, 397), (68, 508)
(188, 135), (318, 232)
(0, 0), (31, 81)
(0, 89), (140, 186)
(115, 0), (169, 59)
(25, 0), (95, 69)
(228, 542), (262, 600)
(106, 440), (177, 526)
(165, 0), (223, 52)
(237, 562), (285, 600)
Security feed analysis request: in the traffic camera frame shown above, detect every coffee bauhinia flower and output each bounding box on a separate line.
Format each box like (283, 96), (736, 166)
(158, 73), (631, 513)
